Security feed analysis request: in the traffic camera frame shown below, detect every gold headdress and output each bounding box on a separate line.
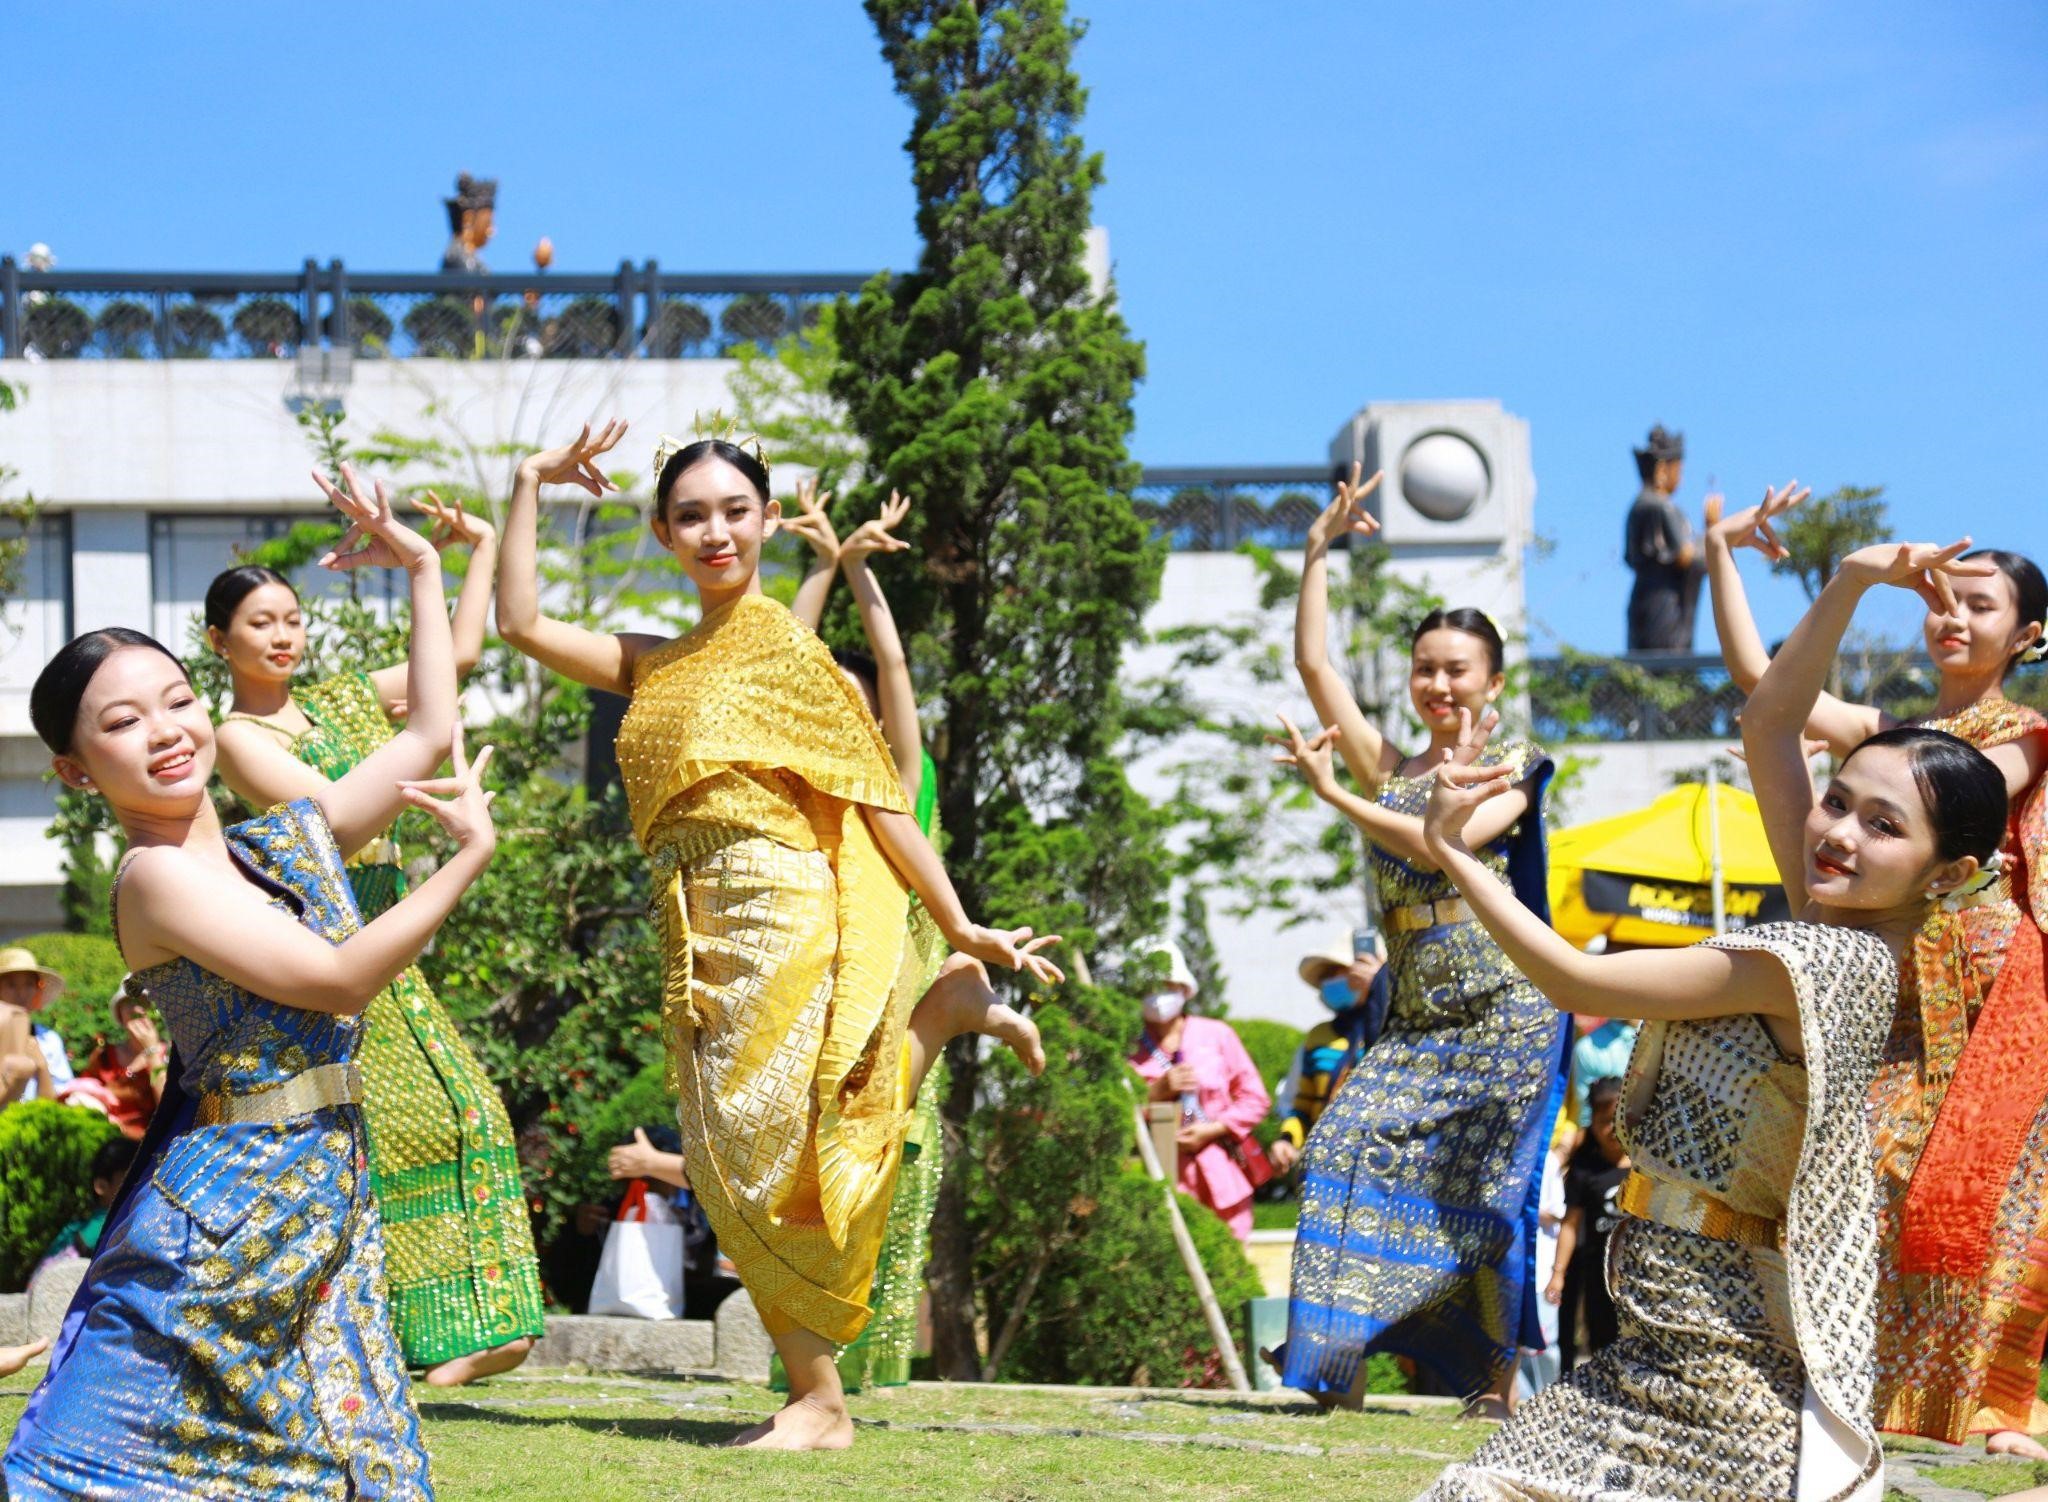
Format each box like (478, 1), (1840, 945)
(650, 410), (769, 486)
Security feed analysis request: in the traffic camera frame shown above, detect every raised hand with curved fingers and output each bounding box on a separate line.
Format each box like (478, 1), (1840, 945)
(530, 419), (630, 496)
(1308, 463), (1384, 548)
(951, 925), (1066, 988)
(1709, 480), (1810, 564)
(780, 474), (841, 567)
(1422, 708), (1516, 852)
(315, 463), (437, 573)
(416, 491), (497, 552)
(1840, 537), (1996, 618)
(840, 490), (913, 566)
(394, 725), (498, 859)
(1272, 712), (1344, 798)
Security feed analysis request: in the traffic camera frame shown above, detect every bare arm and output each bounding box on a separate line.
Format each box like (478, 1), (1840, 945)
(497, 421), (657, 697)
(1274, 715), (1531, 870)
(118, 739), (496, 1015)
(301, 467), (464, 858)
(781, 475), (841, 632)
(367, 496), (499, 707)
(1296, 466), (1398, 790)
(1985, 736), (2048, 803)
(1421, 715), (1797, 1025)
(862, 806), (1064, 984)
(1705, 485), (1879, 756)
(1548, 1208), (1581, 1298)
(841, 492), (924, 805)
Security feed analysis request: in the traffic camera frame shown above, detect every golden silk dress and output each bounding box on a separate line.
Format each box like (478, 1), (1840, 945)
(1423, 924), (1898, 1502)
(226, 671), (545, 1367)
(1866, 697), (2048, 1440)
(615, 594), (944, 1344)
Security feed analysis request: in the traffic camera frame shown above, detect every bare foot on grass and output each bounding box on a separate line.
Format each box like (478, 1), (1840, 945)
(728, 1394), (855, 1451)
(1986, 1429), (2048, 1462)
(423, 1336), (535, 1389)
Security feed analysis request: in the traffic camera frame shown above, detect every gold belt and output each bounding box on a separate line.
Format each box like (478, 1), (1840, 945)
(194, 1062), (362, 1127)
(1385, 897), (1473, 933)
(1617, 1168), (1782, 1250)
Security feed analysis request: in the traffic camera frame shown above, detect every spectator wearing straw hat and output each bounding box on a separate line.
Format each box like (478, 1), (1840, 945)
(1271, 931), (1390, 1173)
(1128, 940), (1272, 1243)
(0, 947), (72, 1110)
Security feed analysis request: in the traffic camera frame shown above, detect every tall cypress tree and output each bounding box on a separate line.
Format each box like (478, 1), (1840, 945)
(834, 0), (1168, 1378)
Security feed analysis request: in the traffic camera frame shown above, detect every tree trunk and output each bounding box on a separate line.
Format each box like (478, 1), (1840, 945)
(927, 1033), (984, 1379)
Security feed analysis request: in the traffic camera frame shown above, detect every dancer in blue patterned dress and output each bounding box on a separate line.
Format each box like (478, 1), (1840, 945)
(1267, 466), (1569, 1416)
(5, 464), (498, 1500)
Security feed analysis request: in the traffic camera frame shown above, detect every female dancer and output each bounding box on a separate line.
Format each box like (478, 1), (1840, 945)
(1419, 534), (2007, 1502)
(1708, 488), (2048, 1452)
(203, 490), (543, 1388)
(4, 472), (496, 1499)
(497, 420), (1062, 1451)
(784, 481), (943, 1389)
(1268, 466), (1568, 1416)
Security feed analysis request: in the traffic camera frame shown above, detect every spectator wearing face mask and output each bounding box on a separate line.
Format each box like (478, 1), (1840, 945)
(1271, 932), (1390, 1174)
(1128, 940), (1272, 1243)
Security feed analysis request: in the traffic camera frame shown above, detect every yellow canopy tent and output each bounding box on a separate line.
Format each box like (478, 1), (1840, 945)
(1548, 773), (1791, 948)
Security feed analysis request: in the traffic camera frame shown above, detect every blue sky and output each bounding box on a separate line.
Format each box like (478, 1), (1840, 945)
(7, 1), (2044, 653)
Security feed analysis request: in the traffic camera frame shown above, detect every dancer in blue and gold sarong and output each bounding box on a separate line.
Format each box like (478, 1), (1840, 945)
(1268, 467), (1569, 1415)
(5, 465), (496, 1499)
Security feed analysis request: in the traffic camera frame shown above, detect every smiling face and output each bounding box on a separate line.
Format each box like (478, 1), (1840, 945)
(52, 646), (215, 818)
(1923, 566), (2037, 679)
(1409, 627), (1504, 733)
(1803, 742), (1971, 911)
(651, 455), (780, 600)
(210, 581), (306, 691)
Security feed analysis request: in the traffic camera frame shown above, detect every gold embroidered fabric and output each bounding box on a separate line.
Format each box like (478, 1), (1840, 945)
(617, 593), (935, 1343)
(1423, 923), (1896, 1502)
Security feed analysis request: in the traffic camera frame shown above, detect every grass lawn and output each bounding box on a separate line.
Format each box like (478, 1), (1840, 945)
(6, 1367), (2046, 1499)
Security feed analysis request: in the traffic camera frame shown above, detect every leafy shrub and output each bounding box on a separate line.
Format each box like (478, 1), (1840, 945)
(165, 302), (226, 357)
(645, 300), (711, 357)
(17, 931), (128, 1071)
(232, 297), (300, 355)
(93, 300), (154, 358)
(403, 296), (474, 358)
(984, 1166), (1263, 1387)
(0, 1101), (120, 1290)
(720, 293), (786, 349)
(24, 298), (90, 358)
(543, 296), (621, 358)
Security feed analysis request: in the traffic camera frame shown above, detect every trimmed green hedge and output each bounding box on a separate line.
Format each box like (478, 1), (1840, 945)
(17, 931), (129, 1072)
(0, 1099), (121, 1291)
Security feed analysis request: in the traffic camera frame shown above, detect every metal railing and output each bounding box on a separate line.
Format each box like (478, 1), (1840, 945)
(1132, 467), (1338, 552)
(0, 260), (873, 361)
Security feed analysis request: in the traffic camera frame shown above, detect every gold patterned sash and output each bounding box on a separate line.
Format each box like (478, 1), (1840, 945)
(1618, 1167), (1782, 1250)
(195, 1062), (362, 1126)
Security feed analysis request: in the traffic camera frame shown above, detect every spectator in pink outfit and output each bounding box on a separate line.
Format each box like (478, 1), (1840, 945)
(1128, 940), (1272, 1243)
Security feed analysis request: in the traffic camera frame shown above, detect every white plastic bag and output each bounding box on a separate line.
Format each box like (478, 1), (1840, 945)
(587, 1180), (686, 1320)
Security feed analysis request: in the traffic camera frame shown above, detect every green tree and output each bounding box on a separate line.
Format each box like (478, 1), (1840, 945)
(1769, 483), (1889, 602)
(833, 0), (1173, 1380)
(0, 377), (38, 622)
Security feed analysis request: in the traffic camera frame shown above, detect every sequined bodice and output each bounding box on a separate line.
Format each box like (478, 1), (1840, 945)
(118, 800), (365, 1100)
(1621, 1013), (1806, 1219)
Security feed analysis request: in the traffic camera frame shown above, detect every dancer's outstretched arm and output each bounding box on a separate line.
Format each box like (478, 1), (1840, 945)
(1743, 535), (1996, 907)
(1274, 713), (1529, 869)
(1422, 711), (1797, 1026)
(497, 421), (658, 697)
(365, 494), (499, 710)
(841, 491), (924, 806)
(1705, 482), (1879, 757)
(1296, 465), (1397, 792)
(118, 728), (496, 1015)
(781, 476), (840, 632)
(862, 807), (1064, 985)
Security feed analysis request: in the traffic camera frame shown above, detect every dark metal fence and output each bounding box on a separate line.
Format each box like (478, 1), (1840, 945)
(1131, 467), (1337, 551)
(0, 260), (872, 361)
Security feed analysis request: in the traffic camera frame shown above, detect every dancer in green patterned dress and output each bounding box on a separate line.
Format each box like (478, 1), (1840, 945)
(204, 483), (545, 1386)
(786, 480), (944, 1387)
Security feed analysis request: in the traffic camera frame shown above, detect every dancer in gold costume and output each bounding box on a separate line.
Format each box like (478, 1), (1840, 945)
(497, 420), (1062, 1450)
(206, 487), (544, 1389)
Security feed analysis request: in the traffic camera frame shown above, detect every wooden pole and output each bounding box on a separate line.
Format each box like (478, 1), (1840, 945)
(1133, 1103), (1252, 1392)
